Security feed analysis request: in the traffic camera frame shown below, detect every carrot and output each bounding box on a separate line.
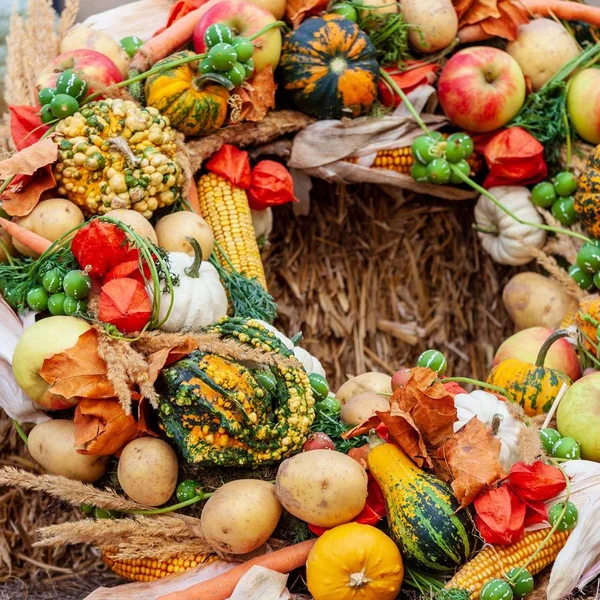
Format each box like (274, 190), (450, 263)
(187, 179), (201, 215)
(458, 0), (600, 43)
(0, 216), (52, 255)
(129, 0), (221, 73)
(157, 539), (316, 600)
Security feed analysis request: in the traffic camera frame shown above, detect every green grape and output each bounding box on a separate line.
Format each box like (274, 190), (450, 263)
(55, 69), (88, 101)
(50, 94), (80, 119)
(552, 197), (578, 226)
(568, 265), (593, 290)
(232, 37), (254, 62)
(539, 428), (561, 454)
(204, 23), (234, 48)
(40, 105), (55, 124)
(577, 244), (600, 273)
(42, 268), (63, 293)
(531, 181), (556, 208)
(552, 436), (581, 460)
(224, 62), (246, 86)
(176, 480), (202, 502)
(411, 133), (443, 164)
(26, 286), (49, 311)
(553, 171), (578, 197)
(481, 579), (514, 600)
(199, 58), (215, 74)
(411, 160), (429, 183)
(63, 270), (92, 299)
(426, 158), (451, 185)
(548, 501), (578, 531)
(63, 296), (88, 316)
(449, 159), (470, 184)
(47, 292), (67, 316)
(38, 87), (57, 106)
(507, 568), (534, 598)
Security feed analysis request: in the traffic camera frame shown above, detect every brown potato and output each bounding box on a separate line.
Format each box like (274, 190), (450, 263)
(401, 0), (458, 54)
(155, 212), (214, 260)
(336, 372), (392, 404)
(104, 209), (158, 244)
(340, 392), (390, 425)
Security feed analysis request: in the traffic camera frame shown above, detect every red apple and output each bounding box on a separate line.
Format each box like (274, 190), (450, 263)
(567, 69), (600, 144)
(193, 0), (282, 73)
(492, 327), (581, 381)
(36, 49), (123, 95)
(437, 46), (526, 133)
(391, 368), (411, 391)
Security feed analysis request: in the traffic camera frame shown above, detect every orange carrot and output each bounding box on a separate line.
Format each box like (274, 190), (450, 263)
(187, 179), (201, 215)
(0, 216), (52, 255)
(130, 0), (221, 73)
(458, 0), (600, 43)
(157, 539), (316, 600)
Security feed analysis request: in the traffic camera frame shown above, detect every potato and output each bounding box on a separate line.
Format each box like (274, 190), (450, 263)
(507, 20), (580, 91)
(104, 209), (158, 244)
(201, 480), (282, 554)
(155, 212), (214, 261)
(358, 0), (397, 17)
(0, 226), (15, 264)
(118, 438), (178, 507)
(340, 392), (390, 425)
(502, 272), (578, 331)
(336, 372), (392, 405)
(12, 199), (84, 258)
(401, 0), (458, 54)
(276, 449), (368, 527)
(28, 420), (109, 482)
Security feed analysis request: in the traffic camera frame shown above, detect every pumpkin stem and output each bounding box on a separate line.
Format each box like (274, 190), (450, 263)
(535, 330), (573, 368)
(368, 428), (386, 449)
(108, 137), (141, 168)
(195, 72), (235, 92)
(491, 413), (503, 436)
(348, 571), (372, 588)
(184, 237), (203, 279)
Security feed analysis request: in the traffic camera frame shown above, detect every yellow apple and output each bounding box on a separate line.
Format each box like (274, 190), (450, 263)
(567, 69), (600, 144)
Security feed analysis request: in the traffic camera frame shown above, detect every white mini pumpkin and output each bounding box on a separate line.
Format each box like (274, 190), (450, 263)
(156, 238), (228, 332)
(251, 208), (273, 240)
(474, 186), (546, 266)
(453, 390), (524, 470)
(256, 319), (326, 377)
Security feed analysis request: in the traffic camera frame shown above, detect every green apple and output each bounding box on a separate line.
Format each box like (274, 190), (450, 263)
(557, 372), (600, 461)
(13, 316), (91, 410)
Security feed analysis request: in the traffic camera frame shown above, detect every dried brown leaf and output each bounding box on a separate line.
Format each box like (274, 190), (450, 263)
(453, 0), (477, 20)
(459, 0), (501, 25)
(285, 0), (329, 27)
(237, 68), (277, 123)
(480, 0), (529, 40)
(0, 138), (57, 179)
(146, 338), (197, 384)
(1, 167), (56, 217)
(436, 418), (505, 508)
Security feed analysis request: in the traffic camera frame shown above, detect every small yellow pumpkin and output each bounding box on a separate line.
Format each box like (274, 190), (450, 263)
(306, 523), (403, 600)
(145, 51), (229, 137)
(487, 330), (573, 416)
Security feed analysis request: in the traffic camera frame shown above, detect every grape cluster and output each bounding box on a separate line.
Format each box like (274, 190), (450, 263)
(26, 269), (91, 315)
(38, 69), (88, 124)
(531, 172), (579, 226)
(480, 569), (534, 600)
(569, 240), (600, 290)
(410, 133), (474, 186)
(540, 427), (581, 460)
(200, 23), (256, 86)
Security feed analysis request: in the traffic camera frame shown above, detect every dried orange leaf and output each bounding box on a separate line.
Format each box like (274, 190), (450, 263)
(436, 417), (505, 508)
(348, 444), (370, 470)
(286, 0), (329, 27)
(39, 329), (116, 400)
(453, 0), (477, 20)
(459, 0), (500, 26)
(342, 415), (381, 440)
(0, 138), (58, 179)
(480, 0), (529, 40)
(237, 67), (277, 123)
(1, 167), (56, 217)
(137, 396), (159, 438)
(146, 338), (198, 384)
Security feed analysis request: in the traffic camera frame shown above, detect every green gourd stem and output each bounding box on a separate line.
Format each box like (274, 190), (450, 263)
(563, 105), (572, 172)
(506, 459), (571, 583)
(379, 68), (429, 134)
(248, 20), (287, 40)
(12, 420), (28, 444)
(0, 239), (15, 267)
(184, 237), (203, 278)
(535, 330), (573, 368)
(368, 428), (386, 449)
(440, 376), (512, 400)
(130, 491), (214, 516)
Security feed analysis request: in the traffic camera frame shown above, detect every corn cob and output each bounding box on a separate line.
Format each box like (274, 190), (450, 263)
(103, 548), (217, 582)
(345, 142), (483, 175)
(197, 172), (267, 290)
(446, 530), (570, 599)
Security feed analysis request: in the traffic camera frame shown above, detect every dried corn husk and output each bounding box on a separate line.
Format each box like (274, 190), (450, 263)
(229, 566), (290, 600)
(546, 461), (600, 600)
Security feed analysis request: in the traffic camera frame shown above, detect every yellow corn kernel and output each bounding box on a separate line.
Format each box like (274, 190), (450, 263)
(103, 549), (217, 582)
(197, 172), (267, 289)
(446, 530), (570, 599)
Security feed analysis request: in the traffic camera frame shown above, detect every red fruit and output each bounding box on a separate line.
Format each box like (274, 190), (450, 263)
(391, 368), (411, 391)
(303, 432), (335, 451)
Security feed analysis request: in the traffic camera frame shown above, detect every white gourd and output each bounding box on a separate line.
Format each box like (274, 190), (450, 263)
(453, 390), (524, 470)
(474, 186), (546, 266)
(156, 238), (228, 332)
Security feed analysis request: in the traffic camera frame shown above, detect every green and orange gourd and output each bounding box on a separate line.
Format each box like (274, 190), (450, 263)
(145, 51), (229, 137)
(367, 434), (475, 574)
(486, 330), (573, 416)
(279, 14), (379, 120)
(574, 144), (600, 237)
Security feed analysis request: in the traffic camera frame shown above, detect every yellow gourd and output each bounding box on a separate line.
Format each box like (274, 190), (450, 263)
(306, 523), (403, 600)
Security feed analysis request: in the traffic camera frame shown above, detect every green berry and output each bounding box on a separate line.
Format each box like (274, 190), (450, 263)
(243, 58), (255, 79)
(554, 171), (578, 197)
(577, 244), (600, 273)
(42, 268), (62, 293)
(548, 501), (578, 531)
(40, 104), (55, 124)
(47, 292), (67, 316)
(411, 160), (429, 183)
(417, 349), (447, 374)
(569, 265), (594, 290)
(507, 568), (534, 598)
(445, 133), (472, 163)
(55, 69), (88, 101)
(426, 158), (451, 185)
(224, 62), (246, 86)
(316, 395), (341, 416)
(411, 133), (443, 164)
(119, 35), (144, 58)
(539, 428), (561, 454)
(552, 436), (581, 460)
(63, 270), (92, 299)
(309, 373), (330, 402)
(176, 480), (201, 502)
(594, 272), (600, 290)
(50, 93), (80, 119)
(232, 37), (254, 62)
(552, 197), (578, 226)
(38, 87), (57, 106)
(449, 159), (470, 184)
(481, 579), (514, 600)
(63, 296), (88, 316)
(204, 24), (234, 48)
(199, 58), (215, 74)
(531, 181), (556, 208)
(208, 43), (238, 72)
(26, 286), (48, 311)
(453, 132), (474, 158)
(329, 2), (358, 21)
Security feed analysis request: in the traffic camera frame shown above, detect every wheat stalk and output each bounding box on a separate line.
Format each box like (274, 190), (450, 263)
(58, 0), (80, 41)
(106, 539), (215, 561)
